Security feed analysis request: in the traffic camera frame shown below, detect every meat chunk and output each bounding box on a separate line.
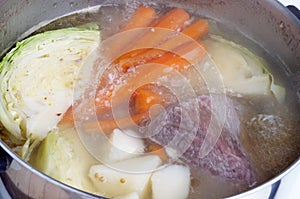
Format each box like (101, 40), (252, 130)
(147, 95), (256, 186)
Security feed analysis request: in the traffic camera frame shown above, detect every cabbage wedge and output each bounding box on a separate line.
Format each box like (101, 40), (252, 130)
(0, 26), (100, 144)
(203, 35), (285, 103)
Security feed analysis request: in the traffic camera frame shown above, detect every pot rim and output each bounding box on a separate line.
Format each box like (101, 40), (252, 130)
(226, 158), (300, 199)
(275, 0), (300, 26)
(0, 0), (299, 198)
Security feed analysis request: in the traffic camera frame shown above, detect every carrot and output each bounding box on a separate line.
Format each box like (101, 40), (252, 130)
(93, 7), (192, 113)
(120, 6), (156, 31)
(128, 43), (206, 115)
(97, 41), (205, 114)
(82, 87), (172, 135)
(96, 11), (200, 111)
(148, 144), (168, 161)
(134, 89), (163, 114)
(59, 7), (207, 129)
(81, 65), (171, 129)
(59, 14), (145, 127)
(60, 41), (205, 126)
(118, 19), (208, 72)
(129, 8), (190, 51)
(104, 6), (157, 58)
(133, 87), (165, 114)
(152, 41), (206, 71)
(109, 65), (173, 106)
(117, 49), (165, 72)
(157, 19), (209, 51)
(111, 8), (190, 63)
(182, 19), (209, 39)
(151, 52), (190, 72)
(83, 113), (147, 134)
(70, 45), (206, 133)
(153, 8), (190, 30)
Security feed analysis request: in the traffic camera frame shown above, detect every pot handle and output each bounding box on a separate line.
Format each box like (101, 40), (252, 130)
(287, 5), (300, 20)
(0, 146), (12, 173)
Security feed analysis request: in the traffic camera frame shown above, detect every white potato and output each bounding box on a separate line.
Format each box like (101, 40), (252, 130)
(89, 155), (162, 199)
(151, 165), (190, 199)
(102, 129), (145, 163)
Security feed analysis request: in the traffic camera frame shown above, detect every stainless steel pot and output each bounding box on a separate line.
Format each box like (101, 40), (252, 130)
(0, 0), (299, 198)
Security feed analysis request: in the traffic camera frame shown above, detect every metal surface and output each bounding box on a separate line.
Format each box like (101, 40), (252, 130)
(287, 6), (300, 19)
(0, 0), (299, 199)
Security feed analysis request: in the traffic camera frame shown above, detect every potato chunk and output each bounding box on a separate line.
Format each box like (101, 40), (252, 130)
(151, 165), (190, 199)
(89, 155), (161, 199)
(103, 129), (145, 163)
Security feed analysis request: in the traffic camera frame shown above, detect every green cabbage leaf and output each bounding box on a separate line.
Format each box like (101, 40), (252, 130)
(203, 35), (285, 103)
(0, 26), (100, 143)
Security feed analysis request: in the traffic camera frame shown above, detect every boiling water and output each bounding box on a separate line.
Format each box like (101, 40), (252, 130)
(238, 96), (300, 183)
